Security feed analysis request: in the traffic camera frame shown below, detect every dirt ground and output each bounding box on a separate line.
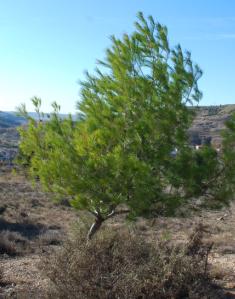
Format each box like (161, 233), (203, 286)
(0, 167), (77, 298)
(0, 166), (235, 298)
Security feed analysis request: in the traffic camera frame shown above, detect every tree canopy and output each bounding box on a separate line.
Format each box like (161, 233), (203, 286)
(17, 13), (233, 238)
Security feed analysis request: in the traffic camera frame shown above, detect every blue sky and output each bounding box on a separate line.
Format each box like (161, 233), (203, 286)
(1, 0), (235, 113)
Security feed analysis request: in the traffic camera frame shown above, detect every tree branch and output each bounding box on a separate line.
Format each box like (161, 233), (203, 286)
(106, 209), (130, 220)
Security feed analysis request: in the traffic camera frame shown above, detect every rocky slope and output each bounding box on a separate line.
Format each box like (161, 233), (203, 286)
(189, 105), (235, 148)
(0, 112), (25, 129)
(0, 105), (235, 163)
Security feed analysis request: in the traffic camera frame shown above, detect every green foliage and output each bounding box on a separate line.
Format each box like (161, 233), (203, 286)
(18, 100), (79, 198)
(220, 113), (235, 201)
(17, 13), (230, 228)
(171, 146), (220, 195)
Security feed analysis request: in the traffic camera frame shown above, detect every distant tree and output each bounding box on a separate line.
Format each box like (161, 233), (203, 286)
(17, 13), (229, 239)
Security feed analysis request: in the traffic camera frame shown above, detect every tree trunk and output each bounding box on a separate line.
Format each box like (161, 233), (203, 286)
(87, 215), (104, 240)
(86, 209), (130, 241)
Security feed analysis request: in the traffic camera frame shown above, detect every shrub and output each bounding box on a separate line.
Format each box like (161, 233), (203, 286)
(41, 225), (223, 299)
(0, 230), (28, 256)
(37, 230), (62, 247)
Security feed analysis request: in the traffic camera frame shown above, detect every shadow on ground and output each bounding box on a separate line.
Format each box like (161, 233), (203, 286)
(0, 218), (45, 239)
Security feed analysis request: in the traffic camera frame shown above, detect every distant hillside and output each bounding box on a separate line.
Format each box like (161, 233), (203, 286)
(0, 112), (26, 128)
(189, 104), (235, 148)
(0, 111), (78, 129)
(1, 105), (235, 148)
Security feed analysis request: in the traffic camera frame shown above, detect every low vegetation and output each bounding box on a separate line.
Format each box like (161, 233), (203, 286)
(41, 225), (224, 299)
(0, 167), (235, 296)
(0, 230), (29, 256)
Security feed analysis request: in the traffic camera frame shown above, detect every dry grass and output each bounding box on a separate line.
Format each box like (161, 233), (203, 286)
(0, 230), (29, 256)
(0, 166), (77, 297)
(41, 225), (224, 299)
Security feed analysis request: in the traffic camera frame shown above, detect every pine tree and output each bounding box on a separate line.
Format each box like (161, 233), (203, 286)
(17, 13), (228, 239)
